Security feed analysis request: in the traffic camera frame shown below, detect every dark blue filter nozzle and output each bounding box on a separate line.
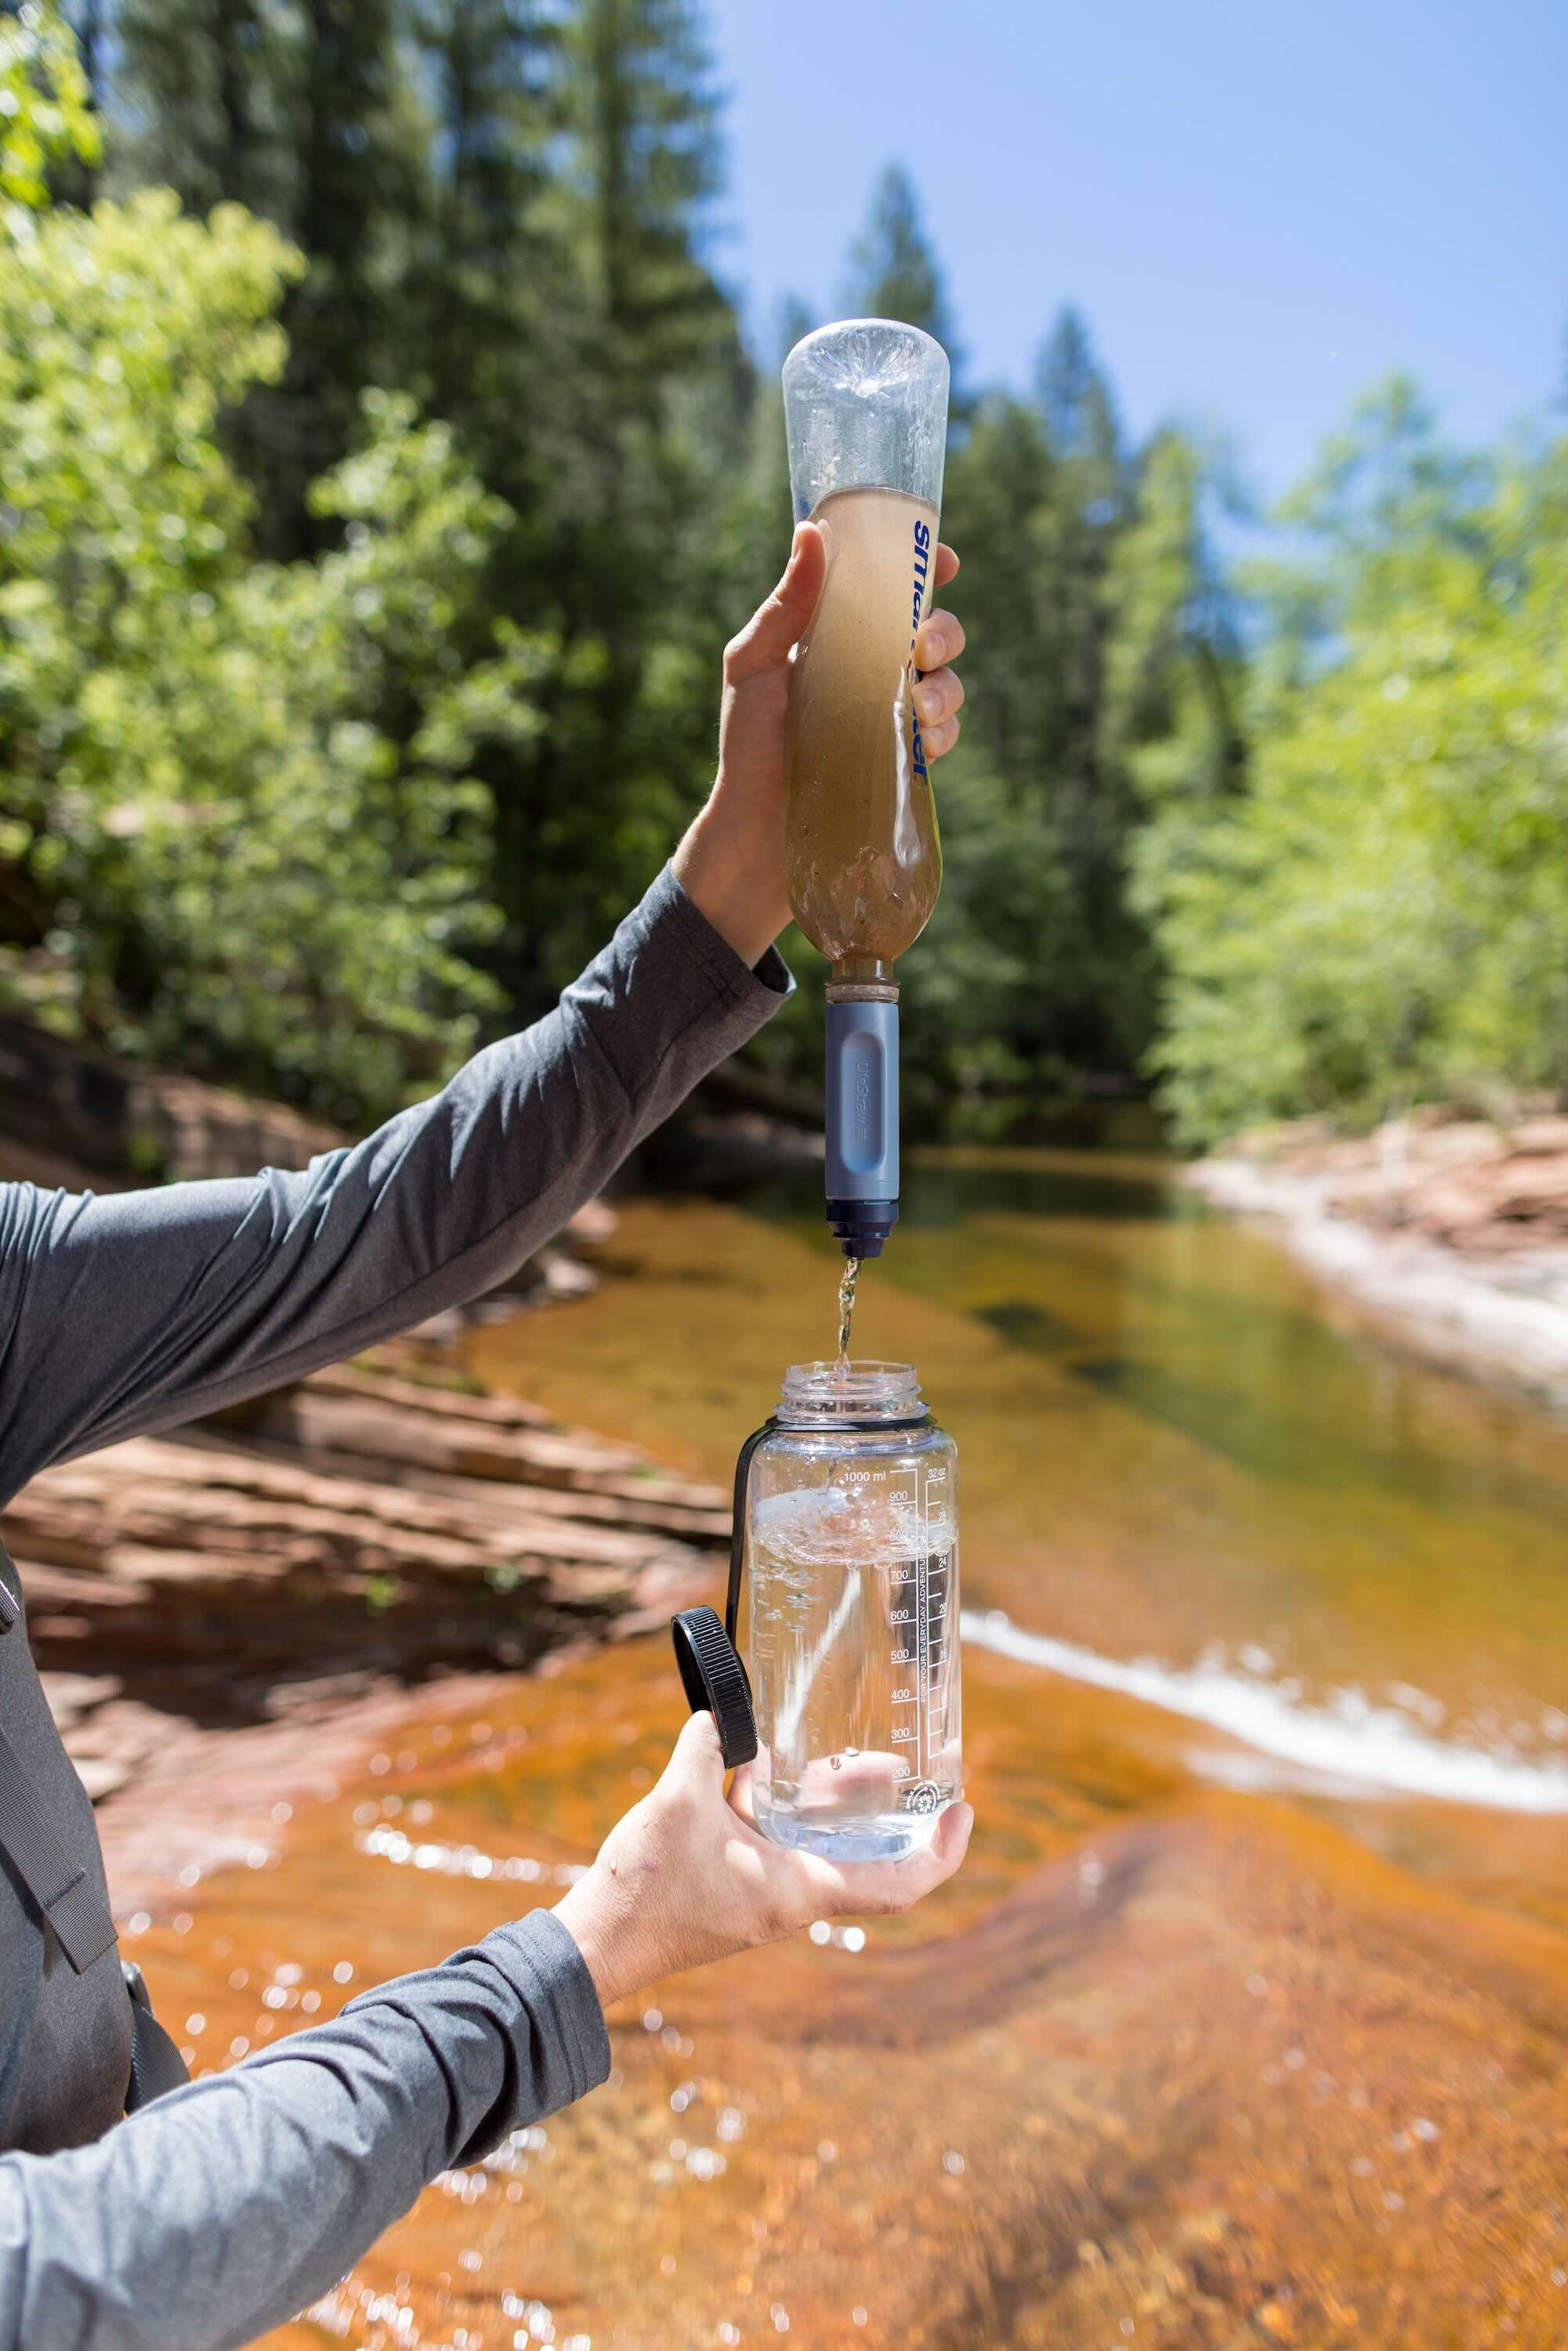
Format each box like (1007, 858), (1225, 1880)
(824, 996), (899, 1259)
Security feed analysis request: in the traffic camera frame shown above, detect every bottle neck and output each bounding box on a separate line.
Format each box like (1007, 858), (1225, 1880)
(827, 959), (899, 1002)
(776, 1360), (923, 1426)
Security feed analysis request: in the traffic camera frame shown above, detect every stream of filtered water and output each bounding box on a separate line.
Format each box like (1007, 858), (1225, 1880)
(835, 1255), (860, 1367)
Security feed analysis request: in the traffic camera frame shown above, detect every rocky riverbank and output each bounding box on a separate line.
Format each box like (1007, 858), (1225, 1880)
(7, 1345), (724, 1859)
(1193, 1108), (1568, 1395)
(0, 1013), (756, 1882)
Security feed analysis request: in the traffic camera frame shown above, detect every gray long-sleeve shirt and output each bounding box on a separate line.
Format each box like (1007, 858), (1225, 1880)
(0, 865), (790, 2349)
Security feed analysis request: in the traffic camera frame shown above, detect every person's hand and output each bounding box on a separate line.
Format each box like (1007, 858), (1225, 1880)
(672, 524), (967, 969)
(552, 1711), (972, 2009)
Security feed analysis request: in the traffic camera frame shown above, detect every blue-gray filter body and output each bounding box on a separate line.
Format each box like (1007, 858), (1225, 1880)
(824, 998), (900, 1259)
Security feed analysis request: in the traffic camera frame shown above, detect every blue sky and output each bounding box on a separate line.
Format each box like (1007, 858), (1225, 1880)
(703, 0), (1566, 507)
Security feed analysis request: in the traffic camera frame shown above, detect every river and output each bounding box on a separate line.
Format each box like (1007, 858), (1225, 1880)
(134, 1147), (1568, 2349)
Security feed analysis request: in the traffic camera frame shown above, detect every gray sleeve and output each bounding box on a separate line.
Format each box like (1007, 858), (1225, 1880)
(0, 865), (791, 1498)
(0, 1908), (610, 2351)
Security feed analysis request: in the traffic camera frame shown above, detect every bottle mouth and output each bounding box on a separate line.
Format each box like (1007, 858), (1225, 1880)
(778, 1360), (922, 1422)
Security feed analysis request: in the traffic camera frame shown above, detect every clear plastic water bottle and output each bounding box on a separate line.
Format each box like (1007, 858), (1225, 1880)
(741, 1361), (961, 1861)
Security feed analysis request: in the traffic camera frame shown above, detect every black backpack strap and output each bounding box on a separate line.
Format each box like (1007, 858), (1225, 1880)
(0, 1722), (118, 1974)
(0, 1539), (190, 2108)
(123, 1962), (191, 2108)
(0, 1538), (20, 1634)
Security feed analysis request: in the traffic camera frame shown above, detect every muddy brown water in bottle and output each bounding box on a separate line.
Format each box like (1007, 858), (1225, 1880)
(785, 484), (943, 983)
(115, 1150), (1568, 2350)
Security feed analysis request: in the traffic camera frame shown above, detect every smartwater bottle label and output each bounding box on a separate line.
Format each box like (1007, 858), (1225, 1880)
(911, 516), (932, 782)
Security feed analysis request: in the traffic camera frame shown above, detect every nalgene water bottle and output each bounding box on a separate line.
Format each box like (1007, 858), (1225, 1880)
(672, 1362), (961, 1862)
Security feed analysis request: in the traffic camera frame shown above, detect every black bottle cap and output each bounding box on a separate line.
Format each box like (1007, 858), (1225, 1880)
(670, 1607), (758, 1769)
(827, 1197), (899, 1259)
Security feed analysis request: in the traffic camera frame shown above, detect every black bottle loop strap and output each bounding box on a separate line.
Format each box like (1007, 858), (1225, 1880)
(124, 1962), (194, 2107)
(675, 1408), (934, 1770)
(726, 1419), (778, 1646)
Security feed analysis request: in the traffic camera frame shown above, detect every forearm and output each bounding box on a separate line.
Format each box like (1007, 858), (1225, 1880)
(0, 864), (791, 1487)
(672, 803), (791, 971)
(0, 1911), (608, 2351)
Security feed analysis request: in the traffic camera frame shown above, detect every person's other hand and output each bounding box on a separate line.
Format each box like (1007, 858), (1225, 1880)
(672, 525), (966, 968)
(553, 1711), (972, 2009)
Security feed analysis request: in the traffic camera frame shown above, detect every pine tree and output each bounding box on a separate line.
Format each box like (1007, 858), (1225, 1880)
(844, 164), (958, 357)
(404, 0), (555, 439)
(264, 0), (422, 549)
(114, 0), (423, 554)
(563, 0), (731, 391)
(113, 0), (288, 219)
(477, 0), (751, 1006)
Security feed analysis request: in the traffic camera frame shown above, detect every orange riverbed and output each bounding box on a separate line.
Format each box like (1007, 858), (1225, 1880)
(118, 1154), (1568, 2349)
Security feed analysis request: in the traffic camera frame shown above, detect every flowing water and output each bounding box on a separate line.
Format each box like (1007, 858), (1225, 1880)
(134, 1146), (1568, 2350)
(835, 1256), (860, 1367)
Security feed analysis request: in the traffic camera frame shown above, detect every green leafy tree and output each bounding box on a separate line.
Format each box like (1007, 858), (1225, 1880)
(1144, 392), (1568, 1143)
(0, 187), (552, 1118)
(1, 0), (98, 209)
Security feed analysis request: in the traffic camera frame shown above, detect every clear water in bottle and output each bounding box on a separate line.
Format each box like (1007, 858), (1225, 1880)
(747, 1362), (960, 1862)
